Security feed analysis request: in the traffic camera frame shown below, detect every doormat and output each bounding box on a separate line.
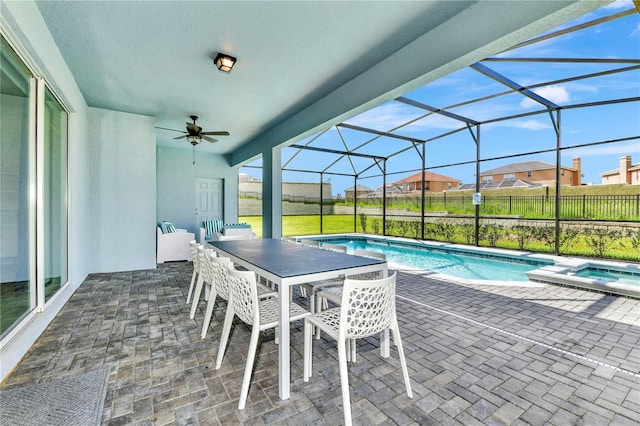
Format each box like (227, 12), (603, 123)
(0, 368), (110, 426)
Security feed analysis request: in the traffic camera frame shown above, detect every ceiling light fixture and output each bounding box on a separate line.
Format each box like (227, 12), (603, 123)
(187, 135), (200, 145)
(214, 53), (236, 73)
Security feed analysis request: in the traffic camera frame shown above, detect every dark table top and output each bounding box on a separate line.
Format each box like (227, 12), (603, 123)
(209, 238), (385, 278)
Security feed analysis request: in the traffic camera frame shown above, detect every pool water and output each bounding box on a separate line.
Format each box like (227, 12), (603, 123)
(318, 238), (545, 282)
(574, 269), (640, 287)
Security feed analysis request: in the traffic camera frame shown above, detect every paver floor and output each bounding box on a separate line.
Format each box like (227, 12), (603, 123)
(2, 262), (639, 425)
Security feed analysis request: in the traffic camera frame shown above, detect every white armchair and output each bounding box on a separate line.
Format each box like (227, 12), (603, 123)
(156, 226), (195, 263)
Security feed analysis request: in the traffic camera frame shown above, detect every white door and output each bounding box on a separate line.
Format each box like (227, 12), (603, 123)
(195, 178), (223, 230)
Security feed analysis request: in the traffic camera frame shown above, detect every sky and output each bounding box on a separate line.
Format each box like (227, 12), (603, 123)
(242, 0), (640, 197)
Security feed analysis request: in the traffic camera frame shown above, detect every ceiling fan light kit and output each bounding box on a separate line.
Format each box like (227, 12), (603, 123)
(214, 52), (236, 72)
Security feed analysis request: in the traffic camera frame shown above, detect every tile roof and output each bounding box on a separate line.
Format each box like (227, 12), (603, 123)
(393, 171), (459, 184)
(480, 160), (576, 176)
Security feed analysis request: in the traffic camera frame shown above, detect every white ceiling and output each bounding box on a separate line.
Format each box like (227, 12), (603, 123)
(34, 1), (604, 165)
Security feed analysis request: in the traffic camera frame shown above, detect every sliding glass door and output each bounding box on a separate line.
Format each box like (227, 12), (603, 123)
(0, 35), (35, 336)
(0, 34), (69, 338)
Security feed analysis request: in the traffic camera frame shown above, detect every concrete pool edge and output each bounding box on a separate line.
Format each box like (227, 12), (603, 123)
(297, 233), (640, 298)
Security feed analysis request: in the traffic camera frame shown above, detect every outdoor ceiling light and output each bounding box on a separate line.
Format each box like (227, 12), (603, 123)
(214, 53), (236, 73)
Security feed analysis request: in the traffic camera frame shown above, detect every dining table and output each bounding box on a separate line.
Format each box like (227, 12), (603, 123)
(207, 238), (388, 400)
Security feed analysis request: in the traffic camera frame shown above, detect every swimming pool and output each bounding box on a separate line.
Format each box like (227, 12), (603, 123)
(574, 268), (640, 288)
(304, 236), (551, 283)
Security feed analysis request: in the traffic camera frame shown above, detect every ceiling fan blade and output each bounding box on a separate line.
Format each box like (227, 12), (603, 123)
(201, 131), (230, 136)
(202, 136), (218, 143)
(174, 135), (187, 140)
(156, 126), (186, 134)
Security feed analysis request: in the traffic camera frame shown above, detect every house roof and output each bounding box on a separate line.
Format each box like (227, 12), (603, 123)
(393, 171), (459, 184)
(601, 163), (640, 176)
(345, 185), (373, 192)
(480, 160), (576, 176)
(451, 180), (543, 191)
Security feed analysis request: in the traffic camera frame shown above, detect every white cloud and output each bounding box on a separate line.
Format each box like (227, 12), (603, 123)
(566, 142), (640, 158)
(520, 85), (571, 108)
(484, 119), (552, 131)
(631, 22), (640, 38)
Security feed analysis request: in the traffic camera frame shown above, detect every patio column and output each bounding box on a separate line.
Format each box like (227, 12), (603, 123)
(262, 146), (282, 239)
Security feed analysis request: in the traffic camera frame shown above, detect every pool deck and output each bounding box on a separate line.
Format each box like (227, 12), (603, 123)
(2, 262), (639, 425)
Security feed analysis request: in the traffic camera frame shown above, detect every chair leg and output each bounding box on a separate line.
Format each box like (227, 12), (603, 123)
(186, 271), (197, 304)
(238, 326), (260, 410)
(204, 284), (210, 301)
(189, 275), (205, 319)
(200, 290), (218, 339)
(337, 338), (353, 426)
(391, 320), (413, 399)
(303, 319), (312, 381)
(215, 304), (235, 369)
(350, 338), (356, 363)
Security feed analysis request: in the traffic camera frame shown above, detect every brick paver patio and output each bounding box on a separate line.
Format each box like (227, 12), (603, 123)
(2, 262), (639, 425)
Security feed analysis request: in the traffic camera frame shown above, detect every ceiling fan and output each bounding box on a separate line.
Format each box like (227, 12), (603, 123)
(157, 115), (229, 145)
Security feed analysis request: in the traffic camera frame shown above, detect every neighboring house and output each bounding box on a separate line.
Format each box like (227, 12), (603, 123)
(393, 171), (461, 193)
(344, 184), (374, 201)
(601, 156), (640, 185)
(367, 184), (407, 198)
(479, 158), (582, 187)
(239, 177), (333, 200)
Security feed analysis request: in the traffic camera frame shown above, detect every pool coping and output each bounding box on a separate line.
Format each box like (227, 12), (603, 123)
(296, 233), (640, 298)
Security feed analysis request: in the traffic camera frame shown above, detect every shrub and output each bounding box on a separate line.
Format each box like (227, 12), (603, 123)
(480, 225), (504, 247)
(511, 225), (538, 250)
(583, 226), (622, 257)
(372, 219), (380, 235)
(359, 212), (367, 233)
(457, 224), (474, 244)
(397, 220), (409, 237)
(411, 220), (421, 238)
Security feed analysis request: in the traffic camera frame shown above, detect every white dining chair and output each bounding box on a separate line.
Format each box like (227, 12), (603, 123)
(317, 249), (386, 309)
(301, 243), (348, 315)
(315, 249), (387, 360)
(299, 239), (320, 248)
(200, 255), (277, 339)
(216, 265), (310, 410)
(186, 241), (201, 304)
(303, 272), (412, 426)
(296, 239), (321, 298)
(189, 247), (216, 319)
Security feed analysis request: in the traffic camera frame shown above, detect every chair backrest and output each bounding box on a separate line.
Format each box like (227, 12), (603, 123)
(354, 249), (386, 261)
(321, 243), (347, 253)
(351, 249), (386, 280)
(340, 272), (396, 339)
(228, 266), (259, 326)
(210, 255), (232, 299)
(300, 239), (320, 248)
(189, 242), (201, 268)
(198, 247), (215, 282)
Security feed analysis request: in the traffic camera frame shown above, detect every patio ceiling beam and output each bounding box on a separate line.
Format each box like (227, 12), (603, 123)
(470, 62), (559, 109)
(483, 57), (640, 64)
(395, 96), (479, 125)
(288, 144), (386, 160)
(337, 123), (424, 144)
(503, 8), (637, 53)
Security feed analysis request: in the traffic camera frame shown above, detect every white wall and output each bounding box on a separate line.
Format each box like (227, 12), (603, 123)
(88, 108), (157, 272)
(157, 146), (238, 233)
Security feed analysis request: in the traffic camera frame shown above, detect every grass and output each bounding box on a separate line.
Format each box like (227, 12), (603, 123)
(240, 215), (640, 262)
